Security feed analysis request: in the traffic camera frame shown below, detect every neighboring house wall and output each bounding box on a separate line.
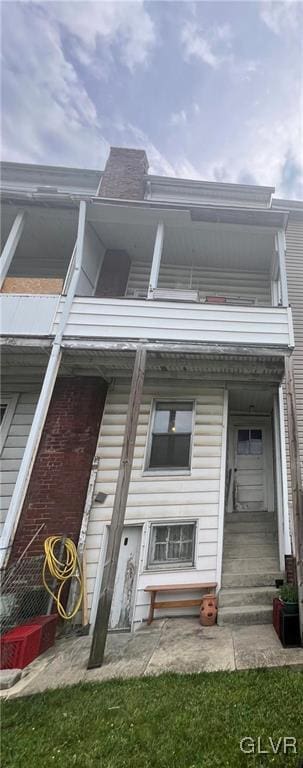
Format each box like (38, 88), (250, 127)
(0, 389), (40, 536)
(10, 376), (107, 561)
(126, 261), (272, 304)
(85, 379), (227, 627)
(284, 216), (303, 520)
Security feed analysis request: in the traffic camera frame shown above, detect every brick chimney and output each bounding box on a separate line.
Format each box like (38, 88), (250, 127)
(99, 147), (149, 200)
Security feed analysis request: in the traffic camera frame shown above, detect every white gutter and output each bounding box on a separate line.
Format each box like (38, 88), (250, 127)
(0, 200), (87, 570)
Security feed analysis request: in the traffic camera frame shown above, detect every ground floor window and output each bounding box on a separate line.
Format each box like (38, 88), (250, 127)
(148, 522), (196, 569)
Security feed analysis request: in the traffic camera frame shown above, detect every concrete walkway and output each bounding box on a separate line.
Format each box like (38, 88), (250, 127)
(1, 618), (303, 699)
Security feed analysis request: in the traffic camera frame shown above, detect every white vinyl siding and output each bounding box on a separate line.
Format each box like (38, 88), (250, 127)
(126, 261), (271, 305)
(0, 294), (59, 336)
(86, 380), (225, 628)
(284, 218), (303, 518)
(0, 390), (40, 535)
(57, 298), (292, 348)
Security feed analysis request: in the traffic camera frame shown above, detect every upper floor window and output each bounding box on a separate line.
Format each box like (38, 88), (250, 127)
(147, 401), (194, 471)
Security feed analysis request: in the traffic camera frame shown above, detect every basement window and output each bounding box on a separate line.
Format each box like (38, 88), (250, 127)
(147, 401), (194, 471)
(148, 523), (196, 569)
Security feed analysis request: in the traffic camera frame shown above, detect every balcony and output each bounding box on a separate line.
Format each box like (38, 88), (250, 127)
(0, 201), (78, 338)
(1, 198), (293, 352)
(57, 296), (293, 350)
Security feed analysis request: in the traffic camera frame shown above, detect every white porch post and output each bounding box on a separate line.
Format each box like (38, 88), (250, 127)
(278, 386), (292, 554)
(0, 201), (87, 570)
(0, 211), (27, 289)
(216, 388), (229, 589)
(275, 229), (288, 307)
(147, 220), (164, 299)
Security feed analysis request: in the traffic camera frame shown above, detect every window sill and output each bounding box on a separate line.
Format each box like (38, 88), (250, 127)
(144, 564), (196, 573)
(142, 469), (192, 477)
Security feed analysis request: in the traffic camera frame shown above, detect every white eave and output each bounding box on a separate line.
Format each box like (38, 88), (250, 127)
(145, 174), (275, 209)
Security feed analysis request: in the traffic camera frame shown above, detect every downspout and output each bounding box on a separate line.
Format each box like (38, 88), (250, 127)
(0, 201), (87, 570)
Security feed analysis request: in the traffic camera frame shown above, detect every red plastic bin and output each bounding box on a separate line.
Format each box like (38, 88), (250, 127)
(0, 624), (42, 669)
(26, 615), (57, 654)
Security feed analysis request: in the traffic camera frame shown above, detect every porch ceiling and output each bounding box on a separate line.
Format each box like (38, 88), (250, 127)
(88, 205), (275, 272)
(59, 348), (285, 384)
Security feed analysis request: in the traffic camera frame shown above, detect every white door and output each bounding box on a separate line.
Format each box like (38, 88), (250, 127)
(109, 526), (141, 630)
(234, 427), (266, 511)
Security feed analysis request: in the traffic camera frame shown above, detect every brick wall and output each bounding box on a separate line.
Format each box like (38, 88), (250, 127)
(10, 377), (107, 561)
(99, 147), (148, 200)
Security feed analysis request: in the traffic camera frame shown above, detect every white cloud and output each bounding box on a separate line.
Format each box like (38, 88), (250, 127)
(1, 1), (158, 168)
(48, 0), (156, 72)
(181, 21), (221, 69)
(181, 19), (258, 82)
(260, 0), (301, 35)
(201, 112), (303, 198)
(170, 110), (187, 126)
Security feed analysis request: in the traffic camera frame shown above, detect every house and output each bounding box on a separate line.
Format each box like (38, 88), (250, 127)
(0, 147), (302, 631)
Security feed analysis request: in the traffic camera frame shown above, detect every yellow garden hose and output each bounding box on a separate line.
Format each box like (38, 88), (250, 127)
(43, 536), (83, 620)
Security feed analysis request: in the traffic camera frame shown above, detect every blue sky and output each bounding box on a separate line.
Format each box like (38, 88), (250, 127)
(1, 0), (303, 197)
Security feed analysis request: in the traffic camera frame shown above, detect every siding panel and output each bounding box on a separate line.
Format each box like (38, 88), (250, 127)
(86, 381), (226, 627)
(284, 219), (303, 521)
(0, 390), (39, 533)
(126, 261), (271, 305)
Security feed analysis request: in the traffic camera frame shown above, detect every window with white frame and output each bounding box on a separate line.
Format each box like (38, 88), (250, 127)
(147, 401), (194, 470)
(148, 522), (196, 568)
(0, 395), (18, 454)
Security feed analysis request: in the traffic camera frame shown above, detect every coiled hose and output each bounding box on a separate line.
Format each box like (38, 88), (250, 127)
(43, 536), (83, 620)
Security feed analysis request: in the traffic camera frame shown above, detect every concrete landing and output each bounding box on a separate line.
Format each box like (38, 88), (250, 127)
(1, 619), (302, 699)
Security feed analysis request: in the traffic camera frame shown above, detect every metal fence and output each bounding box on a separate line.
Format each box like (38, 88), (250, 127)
(0, 554), (51, 636)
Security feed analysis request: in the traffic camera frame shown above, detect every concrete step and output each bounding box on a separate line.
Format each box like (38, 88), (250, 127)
(224, 522), (276, 534)
(223, 543), (279, 558)
(223, 533), (278, 546)
(223, 557), (279, 574)
(217, 605), (273, 626)
(225, 511), (275, 524)
(219, 586), (278, 608)
(222, 571), (283, 588)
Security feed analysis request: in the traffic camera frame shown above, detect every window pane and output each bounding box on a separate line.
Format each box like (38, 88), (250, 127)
(149, 434), (191, 468)
(153, 402), (192, 434)
(167, 541), (181, 560)
(154, 542), (167, 561)
(180, 540), (193, 560)
(169, 525), (181, 542)
(155, 526), (168, 543)
(154, 408), (170, 433)
(237, 429), (249, 454)
(174, 409), (192, 433)
(250, 429), (263, 455)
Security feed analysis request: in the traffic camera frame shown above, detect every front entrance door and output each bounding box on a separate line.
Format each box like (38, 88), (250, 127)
(109, 526), (141, 630)
(234, 426), (266, 511)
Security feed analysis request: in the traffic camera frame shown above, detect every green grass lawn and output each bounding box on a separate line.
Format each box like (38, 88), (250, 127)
(2, 669), (303, 767)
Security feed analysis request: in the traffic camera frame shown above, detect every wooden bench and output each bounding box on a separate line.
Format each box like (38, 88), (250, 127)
(144, 582), (217, 625)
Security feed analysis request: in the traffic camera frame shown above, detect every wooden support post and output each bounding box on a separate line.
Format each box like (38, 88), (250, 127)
(284, 355), (303, 644)
(147, 220), (164, 299)
(87, 345), (147, 668)
(0, 211), (26, 289)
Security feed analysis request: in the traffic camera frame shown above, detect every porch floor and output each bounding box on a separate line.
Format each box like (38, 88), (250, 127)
(1, 618), (302, 698)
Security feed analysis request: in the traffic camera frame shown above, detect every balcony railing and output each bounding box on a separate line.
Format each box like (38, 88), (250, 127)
(54, 296), (294, 350)
(0, 293), (60, 336)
